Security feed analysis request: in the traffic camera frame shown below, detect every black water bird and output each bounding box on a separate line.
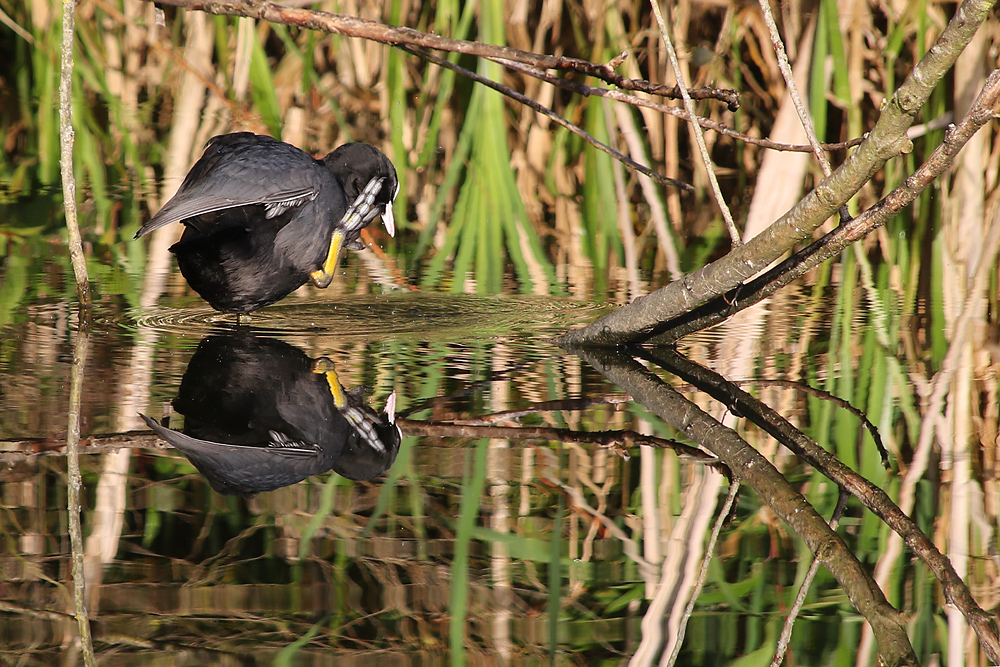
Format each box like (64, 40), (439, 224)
(135, 133), (398, 314)
(140, 334), (402, 496)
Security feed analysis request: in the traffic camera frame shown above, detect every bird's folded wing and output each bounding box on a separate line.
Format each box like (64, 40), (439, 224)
(140, 414), (319, 459)
(134, 186), (317, 238)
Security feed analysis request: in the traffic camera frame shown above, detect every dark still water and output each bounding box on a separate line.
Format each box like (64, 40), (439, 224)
(0, 245), (990, 666)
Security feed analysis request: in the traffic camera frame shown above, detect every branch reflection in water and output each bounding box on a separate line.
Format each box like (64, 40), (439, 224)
(141, 332), (401, 496)
(568, 343), (999, 665)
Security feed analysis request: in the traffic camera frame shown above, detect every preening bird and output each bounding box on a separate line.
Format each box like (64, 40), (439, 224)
(135, 132), (398, 314)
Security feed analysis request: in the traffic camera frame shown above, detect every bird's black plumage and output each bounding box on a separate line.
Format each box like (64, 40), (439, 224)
(135, 133), (398, 313)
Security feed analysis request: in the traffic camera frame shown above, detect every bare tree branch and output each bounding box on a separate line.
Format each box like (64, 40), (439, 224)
(559, 0), (999, 346)
(641, 67), (1000, 343)
(149, 0), (739, 106)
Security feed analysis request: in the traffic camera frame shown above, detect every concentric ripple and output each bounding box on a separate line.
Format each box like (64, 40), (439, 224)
(110, 292), (614, 342)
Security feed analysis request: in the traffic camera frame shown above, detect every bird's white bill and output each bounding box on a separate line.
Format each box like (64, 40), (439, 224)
(385, 392), (397, 423)
(383, 181), (400, 238)
(382, 204), (395, 237)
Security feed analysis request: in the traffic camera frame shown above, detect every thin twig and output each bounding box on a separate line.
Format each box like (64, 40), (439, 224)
(650, 0), (740, 245)
(757, 0), (851, 223)
(495, 56), (865, 154)
(730, 378), (887, 466)
(770, 490), (849, 666)
(60, 0), (91, 314)
(399, 44), (693, 192)
(448, 394), (633, 425)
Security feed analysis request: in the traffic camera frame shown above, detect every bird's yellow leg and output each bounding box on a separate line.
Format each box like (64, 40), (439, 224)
(310, 229), (345, 288)
(312, 358), (347, 408)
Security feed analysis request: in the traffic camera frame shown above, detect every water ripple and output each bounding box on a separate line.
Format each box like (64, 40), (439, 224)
(109, 292), (614, 342)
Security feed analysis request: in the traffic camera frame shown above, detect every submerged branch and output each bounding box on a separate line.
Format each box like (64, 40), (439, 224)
(641, 347), (1000, 660)
(574, 347), (920, 666)
(399, 418), (719, 463)
(1, 418), (717, 465)
(65, 327), (95, 666)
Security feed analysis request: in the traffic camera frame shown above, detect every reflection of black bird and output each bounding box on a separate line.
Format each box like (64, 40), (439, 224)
(140, 334), (402, 496)
(134, 133), (398, 314)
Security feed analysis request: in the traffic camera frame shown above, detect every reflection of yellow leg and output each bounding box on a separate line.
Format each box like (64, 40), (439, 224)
(311, 358), (347, 409)
(310, 229), (345, 288)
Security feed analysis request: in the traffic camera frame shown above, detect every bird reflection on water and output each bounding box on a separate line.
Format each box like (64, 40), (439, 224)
(140, 333), (401, 496)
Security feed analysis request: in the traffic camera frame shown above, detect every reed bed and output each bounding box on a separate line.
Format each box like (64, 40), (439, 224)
(5, 0), (995, 300)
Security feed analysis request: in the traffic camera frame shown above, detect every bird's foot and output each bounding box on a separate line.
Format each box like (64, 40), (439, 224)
(341, 176), (389, 234)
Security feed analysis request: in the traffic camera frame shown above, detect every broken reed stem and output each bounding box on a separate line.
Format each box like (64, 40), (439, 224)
(757, 0), (831, 175)
(649, 0), (740, 245)
(756, 0), (852, 223)
(60, 0), (91, 314)
(665, 481), (741, 667)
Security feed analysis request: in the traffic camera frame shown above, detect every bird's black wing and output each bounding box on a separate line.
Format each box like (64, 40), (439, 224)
(140, 414), (326, 495)
(135, 134), (326, 239)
